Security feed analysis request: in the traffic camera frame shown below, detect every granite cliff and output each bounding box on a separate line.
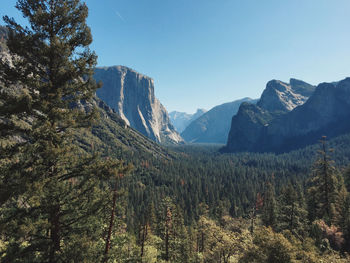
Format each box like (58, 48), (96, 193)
(94, 66), (182, 144)
(257, 79), (315, 112)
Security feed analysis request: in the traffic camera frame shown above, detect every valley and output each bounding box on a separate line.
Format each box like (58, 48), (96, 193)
(1, 1), (350, 262)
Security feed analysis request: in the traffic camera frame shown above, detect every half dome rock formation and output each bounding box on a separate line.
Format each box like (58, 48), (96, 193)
(181, 98), (257, 144)
(169, 109), (207, 133)
(94, 66), (183, 144)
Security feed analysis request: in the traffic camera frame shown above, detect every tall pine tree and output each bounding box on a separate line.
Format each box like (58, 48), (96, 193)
(276, 183), (307, 237)
(307, 137), (338, 225)
(0, 1), (128, 261)
(261, 181), (277, 229)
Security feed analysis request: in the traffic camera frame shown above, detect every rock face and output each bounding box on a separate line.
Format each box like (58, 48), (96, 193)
(94, 66), (182, 144)
(225, 79), (316, 152)
(79, 97), (174, 159)
(225, 102), (274, 151)
(169, 109), (206, 133)
(257, 79), (315, 112)
(225, 77), (350, 153)
(181, 98), (257, 144)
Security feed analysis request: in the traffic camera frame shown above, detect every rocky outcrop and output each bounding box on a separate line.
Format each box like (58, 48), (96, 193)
(169, 109), (206, 133)
(94, 66), (182, 144)
(257, 79), (315, 112)
(181, 98), (257, 144)
(225, 79), (316, 152)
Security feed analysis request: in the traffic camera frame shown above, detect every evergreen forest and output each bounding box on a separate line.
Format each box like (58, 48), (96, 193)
(1, 1), (350, 262)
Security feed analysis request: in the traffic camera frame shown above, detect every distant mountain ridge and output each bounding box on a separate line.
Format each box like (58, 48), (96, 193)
(94, 66), (183, 144)
(224, 77), (350, 153)
(169, 109), (206, 133)
(181, 98), (257, 144)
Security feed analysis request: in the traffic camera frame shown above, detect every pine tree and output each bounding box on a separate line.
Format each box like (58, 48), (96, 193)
(155, 197), (190, 262)
(277, 183), (307, 237)
(261, 181), (277, 229)
(0, 1), (128, 261)
(344, 166), (350, 192)
(307, 137), (338, 225)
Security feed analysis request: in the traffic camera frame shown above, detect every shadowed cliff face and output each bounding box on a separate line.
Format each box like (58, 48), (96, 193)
(94, 66), (182, 144)
(225, 102), (275, 152)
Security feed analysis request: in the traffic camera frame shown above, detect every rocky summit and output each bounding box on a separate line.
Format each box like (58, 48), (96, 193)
(94, 66), (182, 144)
(257, 78), (315, 112)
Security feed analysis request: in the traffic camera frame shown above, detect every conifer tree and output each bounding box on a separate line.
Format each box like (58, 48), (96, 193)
(261, 181), (277, 229)
(155, 197), (190, 262)
(344, 166), (350, 192)
(277, 183), (307, 237)
(307, 137), (338, 225)
(0, 1), (128, 261)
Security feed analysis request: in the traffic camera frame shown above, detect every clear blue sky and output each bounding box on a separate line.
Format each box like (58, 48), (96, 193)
(2, 0), (350, 113)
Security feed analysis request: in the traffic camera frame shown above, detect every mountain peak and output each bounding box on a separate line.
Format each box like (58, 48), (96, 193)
(257, 78), (315, 112)
(94, 66), (182, 144)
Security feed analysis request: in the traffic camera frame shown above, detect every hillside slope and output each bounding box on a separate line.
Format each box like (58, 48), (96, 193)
(182, 98), (257, 143)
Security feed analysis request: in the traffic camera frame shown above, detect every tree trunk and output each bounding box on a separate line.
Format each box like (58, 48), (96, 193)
(250, 206), (256, 234)
(104, 183), (118, 263)
(140, 223), (148, 262)
(49, 204), (60, 263)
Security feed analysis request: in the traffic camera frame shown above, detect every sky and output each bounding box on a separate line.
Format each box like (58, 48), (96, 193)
(1, 0), (350, 113)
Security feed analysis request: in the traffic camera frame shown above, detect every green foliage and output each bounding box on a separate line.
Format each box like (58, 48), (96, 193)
(0, 0), (129, 261)
(307, 138), (341, 225)
(276, 183), (307, 237)
(154, 197), (191, 262)
(261, 182), (277, 229)
(1, 1), (350, 262)
(239, 227), (293, 263)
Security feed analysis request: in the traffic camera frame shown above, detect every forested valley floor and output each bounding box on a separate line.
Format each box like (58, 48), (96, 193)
(1, 0), (350, 262)
(87, 134), (350, 262)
